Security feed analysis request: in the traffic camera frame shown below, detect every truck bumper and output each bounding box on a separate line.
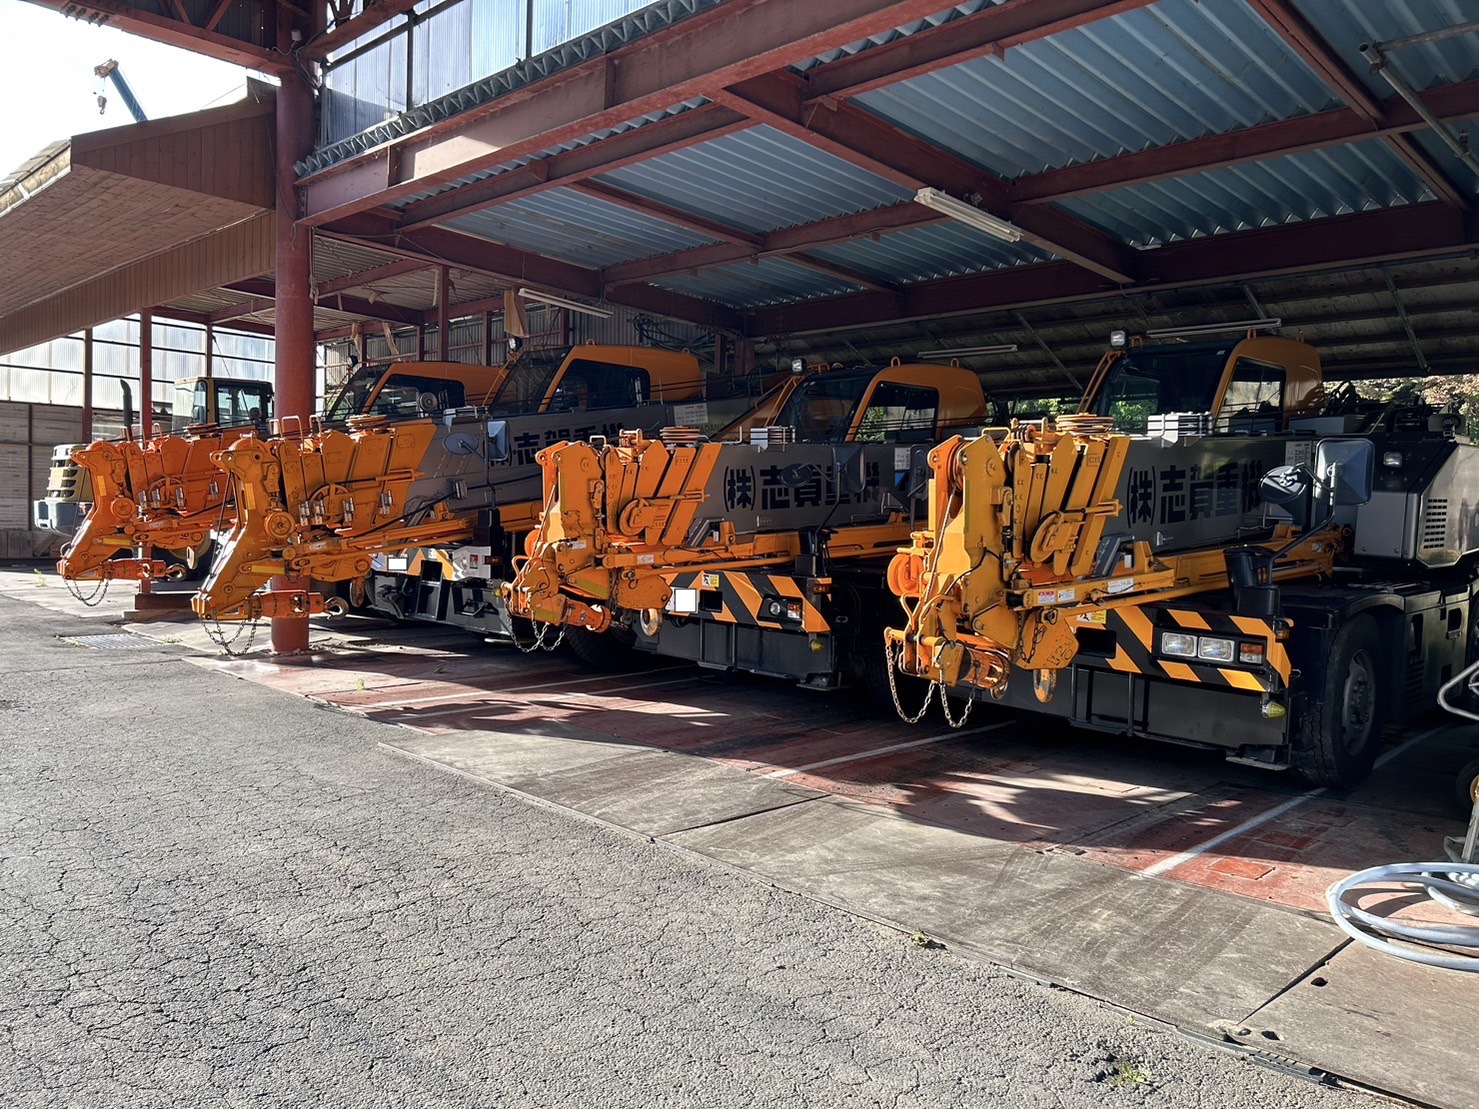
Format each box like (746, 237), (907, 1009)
(33, 500), (88, 535)
(366, 571), (515, 641)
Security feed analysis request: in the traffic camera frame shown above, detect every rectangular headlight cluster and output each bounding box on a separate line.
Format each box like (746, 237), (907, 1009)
(1158, 630), (1267, 666)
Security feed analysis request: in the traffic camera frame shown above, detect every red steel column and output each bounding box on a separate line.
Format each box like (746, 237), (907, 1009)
(137, 312), (153, 597)
(270, 69), (317, 655)
(80, 328), (94, 440)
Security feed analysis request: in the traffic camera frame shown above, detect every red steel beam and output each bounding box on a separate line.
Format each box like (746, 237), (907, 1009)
(804, 0), (1158, 101)
(226, 278), (422, 326)
(301, 0), (1006, 222)
(392, 105), (753, 231)
(1014, 79), (1479, 204)
(744, 201), (1476, 335)
(1245, 0), (1467, 209)
(29, 0), (288, 71)
(306, 0), (419, 60)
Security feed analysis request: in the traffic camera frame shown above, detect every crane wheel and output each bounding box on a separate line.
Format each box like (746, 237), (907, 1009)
(1457, 757), (1479, 815)
(565, 624), (641, 672)
(1292, 616), (1385, 789)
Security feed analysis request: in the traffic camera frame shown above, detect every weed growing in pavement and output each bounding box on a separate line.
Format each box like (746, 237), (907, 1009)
(1110, 1061), (1151, 1087)
(909, 931), (943, 950)
(33, 570), (45, 587)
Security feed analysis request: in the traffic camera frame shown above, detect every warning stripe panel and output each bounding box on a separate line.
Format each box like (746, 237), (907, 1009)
(1104, 609), (1274, 692)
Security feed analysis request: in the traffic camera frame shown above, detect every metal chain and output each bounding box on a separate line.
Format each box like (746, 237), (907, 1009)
(64, 576), (112, 608)
(515, 618), (567, 654)
(201, 613), (261, 657)
(938, 683), (974, 729)
(886, 640), (935, 724)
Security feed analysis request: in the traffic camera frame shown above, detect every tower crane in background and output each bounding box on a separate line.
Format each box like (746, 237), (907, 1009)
(94, 60), (147, 123)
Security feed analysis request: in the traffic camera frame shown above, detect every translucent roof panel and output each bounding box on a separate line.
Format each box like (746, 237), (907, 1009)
(594, 125), (912, 235)
(442, 186), (719, 267)
(652, 256), (866, 307)
(1059, 139), (1438, 247)
(1292, 0), (1479, 100)
(851, 0), (1337, 179)
(808, 222), (1054, 284)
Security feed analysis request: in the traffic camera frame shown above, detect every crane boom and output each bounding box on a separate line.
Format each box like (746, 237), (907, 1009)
(94, 60), (147, 124)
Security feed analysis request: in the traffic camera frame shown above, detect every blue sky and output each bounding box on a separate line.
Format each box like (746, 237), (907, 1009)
(0, 1), (248, 176)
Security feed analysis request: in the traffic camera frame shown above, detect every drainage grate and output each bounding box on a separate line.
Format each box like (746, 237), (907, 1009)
(60, 633), (153, 650)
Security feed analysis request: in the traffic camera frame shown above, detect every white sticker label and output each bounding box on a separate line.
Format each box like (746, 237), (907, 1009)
(569, 539), (588, 550)
(894, 447), (912, 472)
(1106, 578), (1135, 595)
(673, 402), (709, 426)
(1036, 590), (1056, 605)
(637, 553), (655, 564)
(701, 572), (720, 587)
(1056, 588), (1077, 603)
(1285, 440), (1315, 467)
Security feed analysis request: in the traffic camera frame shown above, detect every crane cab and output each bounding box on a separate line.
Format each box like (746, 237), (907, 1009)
(171, 376), (276, 432)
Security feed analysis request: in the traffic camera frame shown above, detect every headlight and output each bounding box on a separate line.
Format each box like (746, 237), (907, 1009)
(667, 587), (699, 615)
(1197, 636), (1234, 661)
(1160, 631), (1197, 658)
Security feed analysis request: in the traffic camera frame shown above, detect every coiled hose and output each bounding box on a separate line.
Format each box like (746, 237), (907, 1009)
(1327, 861), (1479, 972)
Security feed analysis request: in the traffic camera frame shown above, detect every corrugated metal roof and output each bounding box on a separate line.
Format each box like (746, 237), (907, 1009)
(808, 221), (1054, 283)
(653, 256), (865, 307)
(852, 0), (1336, 179)
(1058, 138), (1437, 248)
(311, 237), (405, 283)
(1293, 0), (1479, 98)
(393, 98), (712, 208)
(443, 186), (719, 266)
(793, 2), (998, 70)
(1412, 129), (1479, 194)
(594, 125), (912, 234)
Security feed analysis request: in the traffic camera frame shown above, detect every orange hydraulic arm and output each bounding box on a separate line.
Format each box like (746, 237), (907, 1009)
(58, 428), (241, 582)
(194, 416), (475, 620)
(885, 418), (1340, 700)
(511, 430), (910, 633)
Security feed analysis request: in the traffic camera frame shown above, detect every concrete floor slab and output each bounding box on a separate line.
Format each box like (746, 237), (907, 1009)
(1231, 941), (1479, 1109)
(668, 798), (1346, 1033)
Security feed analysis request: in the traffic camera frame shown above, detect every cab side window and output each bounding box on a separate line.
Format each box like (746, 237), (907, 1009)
(857, 383), (939, 443)
(1222, 359), (1286, 428)
(551, 360), (652, 411)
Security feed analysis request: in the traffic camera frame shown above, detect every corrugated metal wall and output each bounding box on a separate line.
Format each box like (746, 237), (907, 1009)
(0, 402), (124, 557)
(320, 0), (654, 145)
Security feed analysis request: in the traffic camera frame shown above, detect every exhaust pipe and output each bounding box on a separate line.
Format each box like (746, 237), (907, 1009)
(121, 381), (133, 440)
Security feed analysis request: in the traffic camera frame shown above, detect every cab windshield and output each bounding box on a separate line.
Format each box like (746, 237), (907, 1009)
(1089, 343), (1232, 431)
(323, 366), (382, 422)
(487, 348), (572, 413)
(777, 371), (875, 441)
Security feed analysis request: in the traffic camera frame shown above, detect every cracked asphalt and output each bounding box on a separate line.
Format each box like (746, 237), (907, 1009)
(0, 593), (1365, 1108)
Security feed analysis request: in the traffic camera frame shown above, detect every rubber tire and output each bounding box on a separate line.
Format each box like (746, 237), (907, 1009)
(1457, 757), (1479, 815)
(860, 630), (931, 718)
(565, 624), (641, 672)
(1292, 616), (1386, 789)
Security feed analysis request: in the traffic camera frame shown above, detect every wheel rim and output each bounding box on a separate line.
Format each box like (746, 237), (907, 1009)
(1340, 648), (1377, 755)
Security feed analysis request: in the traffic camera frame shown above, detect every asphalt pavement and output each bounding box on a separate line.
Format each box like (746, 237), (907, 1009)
(0, 591), (1371, 1108)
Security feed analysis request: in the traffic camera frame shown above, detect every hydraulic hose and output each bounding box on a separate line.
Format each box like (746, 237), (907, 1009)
(1326, 862), (1479, 972)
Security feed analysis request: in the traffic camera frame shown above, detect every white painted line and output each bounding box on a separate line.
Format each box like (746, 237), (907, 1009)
(1141, 725), (1447, 879)
(373, 673), (712, 719)
(763, 720), (1013, 779)
(356, 664), (692, 710)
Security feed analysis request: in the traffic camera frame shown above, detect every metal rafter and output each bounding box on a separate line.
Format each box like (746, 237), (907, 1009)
(1245, 0), (1469, 209)
(301, 0), (1128, 222)
(745, 200), (1474, 335)
(306, 0), (420, 60)
(314, 257), (433, 297)
(225, 279), (423, 326)
(714, 75), (1138, 283)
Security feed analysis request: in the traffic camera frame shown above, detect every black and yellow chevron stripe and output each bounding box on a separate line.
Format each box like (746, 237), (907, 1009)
(1097, 606), (1285, 692)
(667, 570), (830, 633)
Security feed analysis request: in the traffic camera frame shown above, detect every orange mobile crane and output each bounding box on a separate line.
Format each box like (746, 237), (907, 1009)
(55, 361), (507, 587)
(510, 360), (988, 692)
(887, 329), (1479, 787)
(191, 343), (707, 627)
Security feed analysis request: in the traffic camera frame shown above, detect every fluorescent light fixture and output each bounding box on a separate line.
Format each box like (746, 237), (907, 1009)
(516, 287), (613, 319)
(916, 344), (1019, 358)
(914, 188), (1023, 243)
(1145, 318), (1281, 340)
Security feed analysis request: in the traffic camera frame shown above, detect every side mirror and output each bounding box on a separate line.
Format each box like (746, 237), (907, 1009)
(486, 420), (511, 463)
(833, 445), (867, 496)
(1315, 438), (1374, 507)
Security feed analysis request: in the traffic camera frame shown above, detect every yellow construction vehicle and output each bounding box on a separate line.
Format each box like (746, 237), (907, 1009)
(510, 360), (989, 687)
(54, 362), (502, 585)
(34, 375), (273, 541)
(193, 343), (707, 626)
(888, 329), (1479, 787)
